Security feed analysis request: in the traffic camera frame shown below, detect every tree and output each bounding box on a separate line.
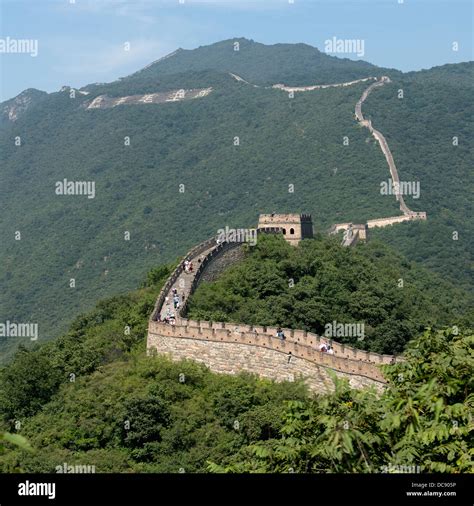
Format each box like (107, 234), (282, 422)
(0, 346), (63, 422)
(210, 328), (473, 473)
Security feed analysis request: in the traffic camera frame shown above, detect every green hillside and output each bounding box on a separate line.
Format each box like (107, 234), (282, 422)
(123, 38), (392, 87)
(187, 234), (473, 354)
(364, 63), (474, 289)
(0, 259), (471, 473)
(0, 39), (472, 362)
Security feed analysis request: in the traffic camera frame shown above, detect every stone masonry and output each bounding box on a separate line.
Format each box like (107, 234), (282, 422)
(148, 334), (382, 393)
(147, 224), (400, 394)
(257, 213), (314, 246)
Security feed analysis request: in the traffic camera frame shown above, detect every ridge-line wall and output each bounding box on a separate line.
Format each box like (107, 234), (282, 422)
(355, 76), (427, 221)
(147, 235), (398, 392)
(367, 213), (427, 228)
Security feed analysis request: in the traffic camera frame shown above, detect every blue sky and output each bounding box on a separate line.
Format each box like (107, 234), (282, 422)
(0, 0), (472, 101)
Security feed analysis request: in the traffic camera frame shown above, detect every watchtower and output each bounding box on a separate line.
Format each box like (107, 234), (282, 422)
(257, 213), (314, 246)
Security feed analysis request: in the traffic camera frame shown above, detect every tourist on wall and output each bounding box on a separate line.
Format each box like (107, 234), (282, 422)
(276, 327), (286, 340)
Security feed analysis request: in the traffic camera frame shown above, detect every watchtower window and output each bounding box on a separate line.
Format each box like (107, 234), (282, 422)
(282, 228), (286, 235)
(290, 228), (295, 235)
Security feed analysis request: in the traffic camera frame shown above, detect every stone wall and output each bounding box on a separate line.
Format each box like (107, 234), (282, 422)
(355, 76), (427, 221)
(199, 244), (246, 284)
(367, 214), (427, 228)
(149, 320), (391, 382)
(150, 236), (217, 321)
(329, 223), (368, 246)
(147, 231), (399, 393)
(148, 333), (382, 393)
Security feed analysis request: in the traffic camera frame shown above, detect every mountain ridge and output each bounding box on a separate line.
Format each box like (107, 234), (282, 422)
(1, 38), (472, 363)
(3, 38), (472, 112)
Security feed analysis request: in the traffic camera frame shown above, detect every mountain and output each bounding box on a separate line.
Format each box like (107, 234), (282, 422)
(0, 88), (48, 126)
(0, 251), (471, 474)
(0, 38), (472, 362)
(187, 234), (472, 354)
(122, 38), (393, 87)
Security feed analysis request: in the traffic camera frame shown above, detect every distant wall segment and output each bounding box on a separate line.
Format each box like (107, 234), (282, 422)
(146, 74), (422, 389)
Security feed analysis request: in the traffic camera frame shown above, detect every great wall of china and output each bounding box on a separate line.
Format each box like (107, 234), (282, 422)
(354, 76), (427, 220)
(328, 75), (426, 244)
(83, 69), (423, 246)
(146, 72), (429, 391)
(147, 233), (401, 393)
(229, 73), (427, 246)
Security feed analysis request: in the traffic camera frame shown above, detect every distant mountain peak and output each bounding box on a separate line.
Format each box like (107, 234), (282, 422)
(119, 37), (380, 90)
(1, 88), (47, 123)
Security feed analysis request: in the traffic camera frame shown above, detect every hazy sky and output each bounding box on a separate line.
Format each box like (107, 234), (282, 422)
(0, 0), (472, 101)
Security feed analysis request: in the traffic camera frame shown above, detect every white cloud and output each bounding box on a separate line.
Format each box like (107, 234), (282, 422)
(55, 0), (158, 23)
(50, 38), (174, 77)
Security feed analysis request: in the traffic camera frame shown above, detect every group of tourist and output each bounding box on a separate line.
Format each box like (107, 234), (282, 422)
(319, 341), (335, 355)
(276, 327), (286, 340)
(275, 328), (335, 354)
(159, 288), (186, 325)
(157, 254), (198, 324)
(157, 308), (176, 325)
(172, 288), (182, 309)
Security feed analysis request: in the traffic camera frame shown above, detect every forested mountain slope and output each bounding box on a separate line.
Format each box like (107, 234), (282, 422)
(364, 63), (474, 288)
(123, 38), (394, 87)
(1, 39), (472, 362)
(187, 235), (473, 354)
(0, 261), (471, 473)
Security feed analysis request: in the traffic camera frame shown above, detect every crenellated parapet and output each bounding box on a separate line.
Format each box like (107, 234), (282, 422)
(147, 229), (401, 393)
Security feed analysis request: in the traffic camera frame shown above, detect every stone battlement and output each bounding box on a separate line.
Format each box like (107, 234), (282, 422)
(258, 213), (313, 246)
(367, 213), (427, 228)
(258, 213), (305, 224)
(147, 224), (401, 393)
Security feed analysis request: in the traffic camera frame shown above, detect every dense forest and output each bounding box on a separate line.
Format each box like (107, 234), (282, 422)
(187, 235), (473, 354)
(120, 38), (394, 89)
(0, 258), (472, 473)
(211, 326), (473, 474)
(1, 39), (472, 366)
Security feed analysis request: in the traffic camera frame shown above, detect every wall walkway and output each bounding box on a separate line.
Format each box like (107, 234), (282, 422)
(147, 237), (399, 392)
